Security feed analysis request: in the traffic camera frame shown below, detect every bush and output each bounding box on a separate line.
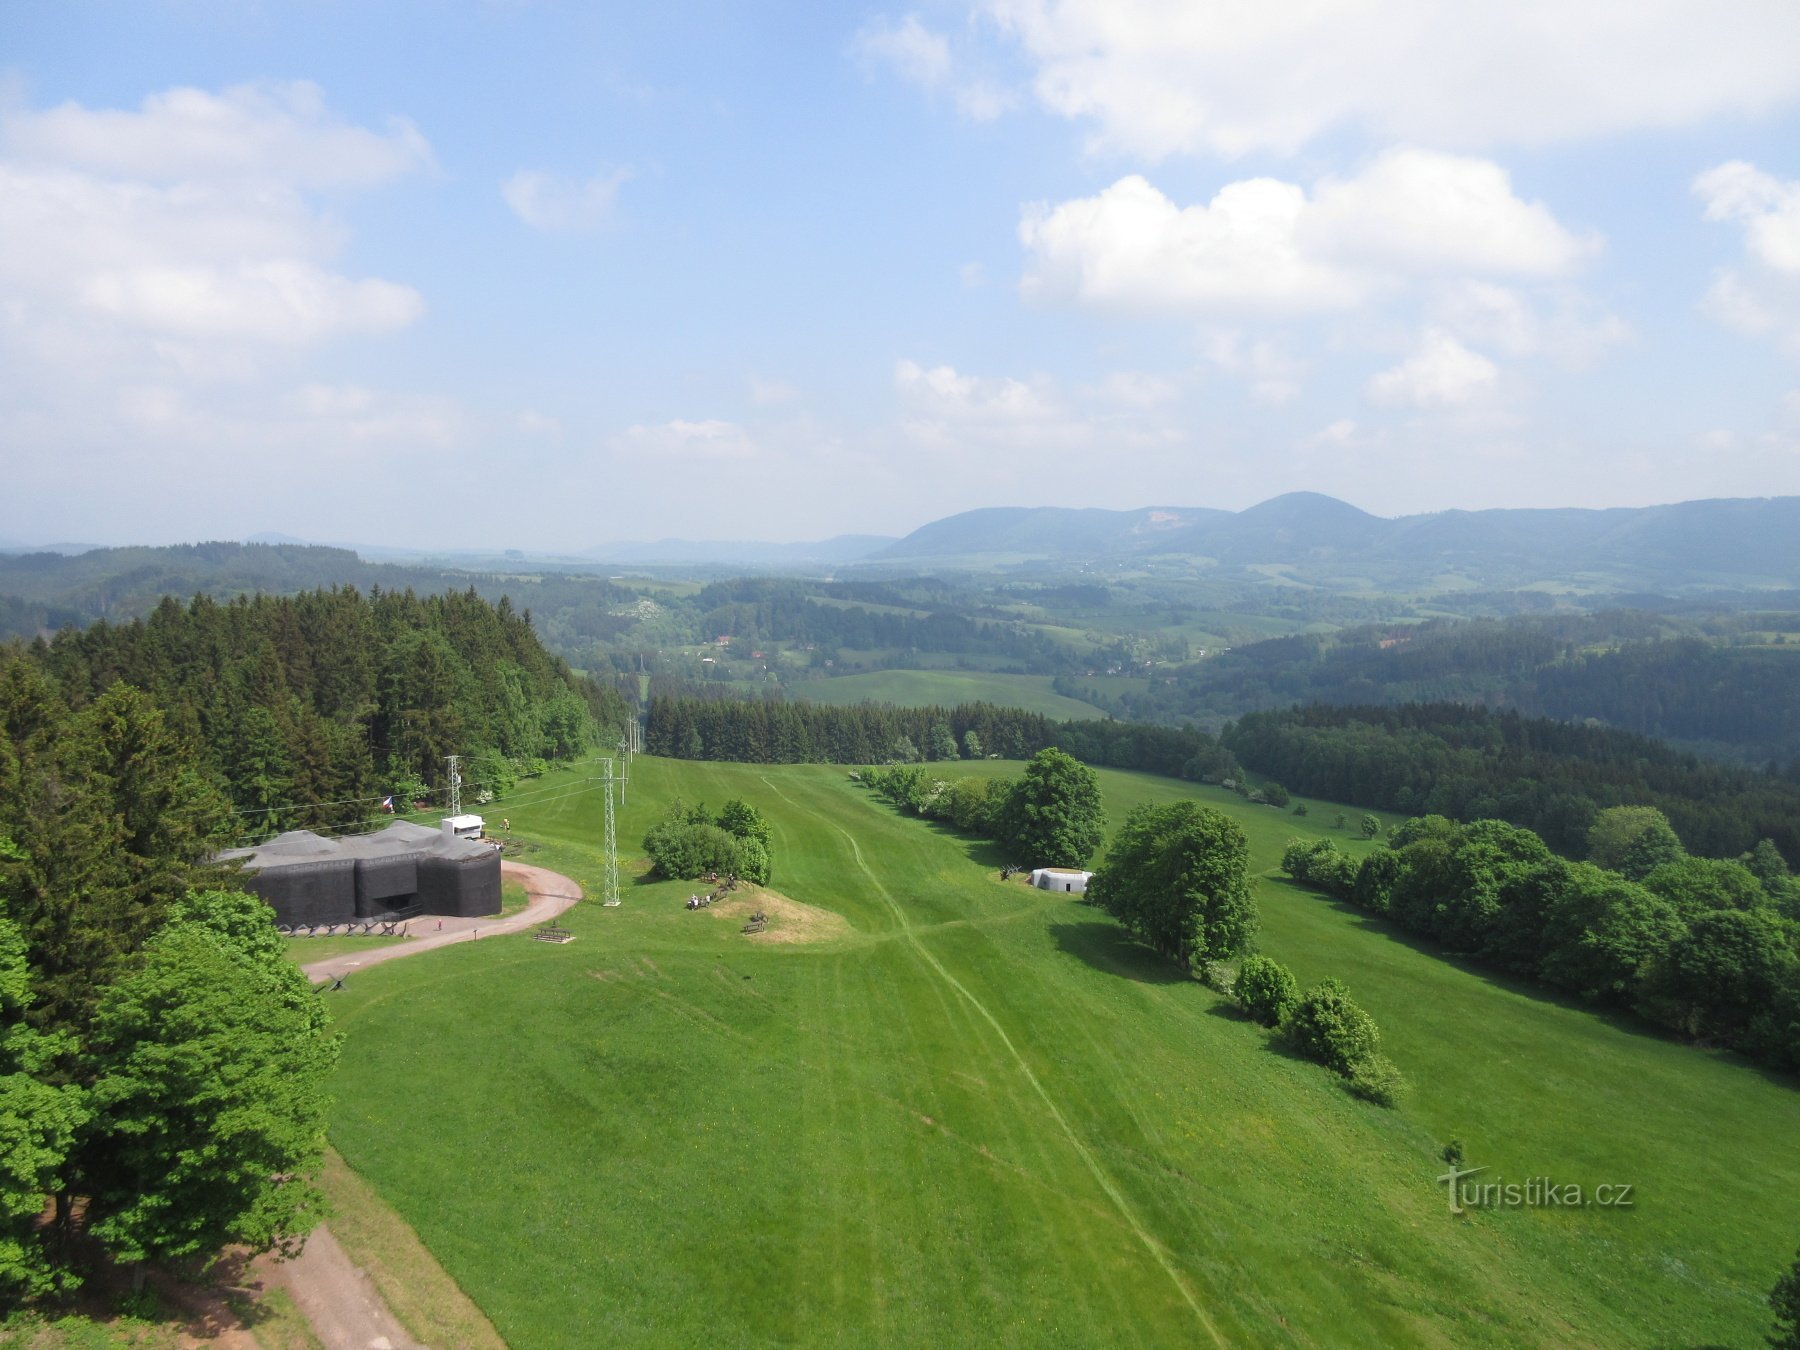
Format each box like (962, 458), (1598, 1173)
(1346, 1053), (1407, 1107)
(1234, 955), (1299, 1027)
(643, 799), (774, 882)
(1283, 978), (1382, 1077)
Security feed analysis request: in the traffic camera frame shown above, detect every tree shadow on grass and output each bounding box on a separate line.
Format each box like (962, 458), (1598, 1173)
(1049, 919), (1191, 986)
(913, 816), (1015, 872)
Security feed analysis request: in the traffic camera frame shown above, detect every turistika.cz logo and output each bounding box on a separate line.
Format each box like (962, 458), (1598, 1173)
(1437, 1164), (1635, 1215)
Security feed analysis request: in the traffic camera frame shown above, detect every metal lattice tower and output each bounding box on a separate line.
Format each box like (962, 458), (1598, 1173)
(601, 759), (622, 907)
(446, 754), (462, 815)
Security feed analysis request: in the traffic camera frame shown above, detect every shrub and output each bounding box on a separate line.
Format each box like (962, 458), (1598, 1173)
(1234, 955), (1299, 1027)
(1346, 1054), (1407, 1107)
(1283, 978), (1382, 1077)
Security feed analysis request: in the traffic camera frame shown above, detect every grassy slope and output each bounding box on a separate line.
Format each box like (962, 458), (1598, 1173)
(322, 758), (1799, 1348)
(790, 669), (1109, 720)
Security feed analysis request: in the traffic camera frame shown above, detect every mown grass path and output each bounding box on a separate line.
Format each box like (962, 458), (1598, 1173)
(760, 772), (1222, 1345)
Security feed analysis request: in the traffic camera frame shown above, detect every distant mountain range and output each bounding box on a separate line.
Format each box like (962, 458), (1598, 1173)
(8, 493), (1800, 591)
(866, 493), (1800, 590)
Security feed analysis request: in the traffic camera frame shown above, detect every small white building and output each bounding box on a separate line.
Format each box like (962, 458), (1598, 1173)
(1029, 867), (1093, 894)
(441, 814), (485, 841)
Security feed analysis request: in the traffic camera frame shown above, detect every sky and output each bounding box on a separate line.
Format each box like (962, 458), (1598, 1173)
(4, 0), (1800, 551)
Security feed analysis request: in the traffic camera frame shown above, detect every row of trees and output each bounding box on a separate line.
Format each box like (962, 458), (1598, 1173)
(860, 748), (1105, 869)
(1079, 801), (1403, 1106)
(1, 659), (336, 1300)
(22, 586), (626, 835)
(645, 695), (1241, 783)
(1281, 809), (1800, 1072)
(1224, 703), (1800, 861)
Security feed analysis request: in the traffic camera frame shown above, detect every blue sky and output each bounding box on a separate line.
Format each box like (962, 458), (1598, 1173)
(4, 0), (1800, 550)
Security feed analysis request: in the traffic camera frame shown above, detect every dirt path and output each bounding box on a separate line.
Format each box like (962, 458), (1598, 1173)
(259, 1225), (423, 1350)
(271, 860), (583, 1348)
(301, 860), (584, 986)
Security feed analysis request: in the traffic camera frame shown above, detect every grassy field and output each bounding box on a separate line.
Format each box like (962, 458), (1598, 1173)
(321, 757), (1799, 1347)
(789, 669), (1109, 720)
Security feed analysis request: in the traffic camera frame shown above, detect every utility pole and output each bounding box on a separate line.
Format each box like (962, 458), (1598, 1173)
(446, 754), (462, 816)
(601, 757), (623, 907)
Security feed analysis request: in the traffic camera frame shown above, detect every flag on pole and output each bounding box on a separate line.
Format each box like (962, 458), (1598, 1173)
(381, 795), (395, 813)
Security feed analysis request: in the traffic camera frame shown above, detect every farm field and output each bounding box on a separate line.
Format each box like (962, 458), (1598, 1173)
(322, 757), (1800, 1347)
(788, 669), (1110, 720)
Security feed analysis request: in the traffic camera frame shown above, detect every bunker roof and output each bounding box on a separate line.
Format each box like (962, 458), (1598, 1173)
(221, 821), (493, 871)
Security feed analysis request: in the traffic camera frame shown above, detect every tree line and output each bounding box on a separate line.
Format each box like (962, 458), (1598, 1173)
(1280, 807), (1799, 1074)
(1061, 611), (1800, 768)
(1223, 703), (1800, 863)
(15, 586), (627, 836)
(644, 695), (1240, 782)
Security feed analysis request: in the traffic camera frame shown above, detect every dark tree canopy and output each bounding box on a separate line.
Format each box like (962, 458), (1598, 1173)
(1088, 801), (1256, 967)
(996, 748), (1104, 869)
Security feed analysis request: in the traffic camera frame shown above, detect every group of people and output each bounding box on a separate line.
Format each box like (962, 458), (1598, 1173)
(685, 873), (740, 910)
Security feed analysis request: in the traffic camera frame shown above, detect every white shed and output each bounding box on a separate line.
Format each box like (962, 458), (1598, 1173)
(441, 814), (485, 841)
(1029, 867), (1093, 894)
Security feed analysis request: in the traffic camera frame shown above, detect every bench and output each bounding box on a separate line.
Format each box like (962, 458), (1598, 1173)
(534, 926), (575, 944)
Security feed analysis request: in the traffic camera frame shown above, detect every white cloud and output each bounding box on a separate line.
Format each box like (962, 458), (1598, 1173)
(1, 81), (432, 187)
(1020, 174), (1367, 315)
(1305, 149), (1598, 277)
(851, 14), (953, 88)
(614, 418), (758, 458)
(895, 357), (1057, 421)
(851, 13), (1017, 121)
(1306, 418), (1371, 449)
(0, 82), (441, 517)
(78, 259), (420, 343)
(1020, 152), (1594, 317)
(0, 86), (427, 357)
(1695, 161), (1800, 357)
(1695, 161), (1800, 275)
(982, 0), (1800, 160)
(502, 166), (633, 232)
(1199, 332), (1304, 405)
(1367, 330), (1499, 408)
(1430, 280), (1628, 367)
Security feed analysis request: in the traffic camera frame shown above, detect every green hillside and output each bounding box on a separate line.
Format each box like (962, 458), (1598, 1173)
(790, 670), (1110, 720)
(321, 758), (1799, 1347)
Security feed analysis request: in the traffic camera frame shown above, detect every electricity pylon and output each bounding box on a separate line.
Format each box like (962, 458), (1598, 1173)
(602, 758), (624, 907)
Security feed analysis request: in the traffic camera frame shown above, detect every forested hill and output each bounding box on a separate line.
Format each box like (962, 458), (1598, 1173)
(874, 492), (1800, 589)
(17, 586), (630, 838)
(1223, 703), (1800, 863)
(0, 541), (518, 639)
(1068, 612), (1800, 766)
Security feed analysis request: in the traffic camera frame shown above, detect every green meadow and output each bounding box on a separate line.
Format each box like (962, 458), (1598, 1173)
(789, 669), (1109, 720)
(322, 757), (1800, 1347)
